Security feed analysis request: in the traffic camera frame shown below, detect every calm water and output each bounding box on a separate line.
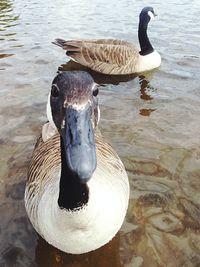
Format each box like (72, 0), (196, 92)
(1, 0), (200, 266)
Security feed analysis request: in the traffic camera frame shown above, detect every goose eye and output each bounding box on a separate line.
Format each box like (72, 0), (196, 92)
(93, 88), (99, 97)
(51, 84), (59, 98)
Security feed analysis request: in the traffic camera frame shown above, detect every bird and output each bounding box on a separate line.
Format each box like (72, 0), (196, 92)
(52, 7), (161, 75)
(24, 71), (129, 254)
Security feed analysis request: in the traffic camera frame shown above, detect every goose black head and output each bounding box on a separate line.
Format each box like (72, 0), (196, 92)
(139, 6), (157, 27)
(50, 71), (99, 184)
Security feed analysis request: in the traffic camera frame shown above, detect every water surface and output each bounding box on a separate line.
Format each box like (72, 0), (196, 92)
(1, 0), (200, 266)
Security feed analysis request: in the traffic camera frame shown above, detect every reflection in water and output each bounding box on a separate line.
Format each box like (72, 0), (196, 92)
(139, 108), (156, 116)
(138, 75), (157, 116)
(139, 75), (156, 101)
(35, 235), (123, 267)
(0, 0), (19, 59)
(0, 0), (19, 32)
(59, 60), (137, 85)
(0, 53), (13, 59)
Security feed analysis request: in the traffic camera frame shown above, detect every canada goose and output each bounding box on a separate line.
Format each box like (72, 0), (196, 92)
(53, 7), (161, 75)
(24, 71), (129, 254)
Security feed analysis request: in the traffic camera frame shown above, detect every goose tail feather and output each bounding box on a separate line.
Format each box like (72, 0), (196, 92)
(52, 38), (67, 48)
(52, 39), (81, 57)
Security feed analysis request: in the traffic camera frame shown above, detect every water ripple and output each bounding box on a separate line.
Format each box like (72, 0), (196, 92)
(1, 0), (200, 266)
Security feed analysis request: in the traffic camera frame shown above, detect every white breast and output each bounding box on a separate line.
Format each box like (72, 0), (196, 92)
(136, 50), (161, 73)
(46, 92), (57, 129)
(29, 155), (129, 254)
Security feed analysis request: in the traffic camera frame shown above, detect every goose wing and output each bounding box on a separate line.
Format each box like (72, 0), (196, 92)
(53, 39), (139, 75)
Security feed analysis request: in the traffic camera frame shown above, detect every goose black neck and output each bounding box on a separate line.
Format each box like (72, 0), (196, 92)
(138, 21), (154, 56)
(58, 137), (89, 211)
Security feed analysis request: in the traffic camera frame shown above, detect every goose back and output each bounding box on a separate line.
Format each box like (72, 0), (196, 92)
(53, 38), (140, 75)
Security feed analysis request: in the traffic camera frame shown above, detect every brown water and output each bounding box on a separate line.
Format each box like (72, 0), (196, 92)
(1, 0), (200, 266)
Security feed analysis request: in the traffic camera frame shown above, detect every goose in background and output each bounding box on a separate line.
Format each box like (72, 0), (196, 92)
(24, 71), (129, 254)
(53, 7), (161, 75)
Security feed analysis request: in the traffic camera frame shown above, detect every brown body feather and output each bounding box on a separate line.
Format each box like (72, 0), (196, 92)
(53, 39), (140, 75)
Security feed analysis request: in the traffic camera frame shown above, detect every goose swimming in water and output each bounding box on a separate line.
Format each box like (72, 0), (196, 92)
(24, 71), (129, 254)
(53, 7), (161, 75)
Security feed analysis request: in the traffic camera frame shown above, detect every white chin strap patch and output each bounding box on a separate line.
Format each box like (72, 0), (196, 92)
(148, 11), (155, 20)
(46, 92), (57, 129)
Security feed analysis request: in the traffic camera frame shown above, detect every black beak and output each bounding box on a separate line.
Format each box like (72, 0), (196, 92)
(153, 11), (157, 17)
(61, 105), (97, 183)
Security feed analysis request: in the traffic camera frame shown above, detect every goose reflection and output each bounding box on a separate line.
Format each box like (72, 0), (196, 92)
(139, 75), (156, 101)
(139, 108), (156, 116)
(58, 60), (137, 85)
(139, 74), (157, 116)
(35, 234), (123, 267)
